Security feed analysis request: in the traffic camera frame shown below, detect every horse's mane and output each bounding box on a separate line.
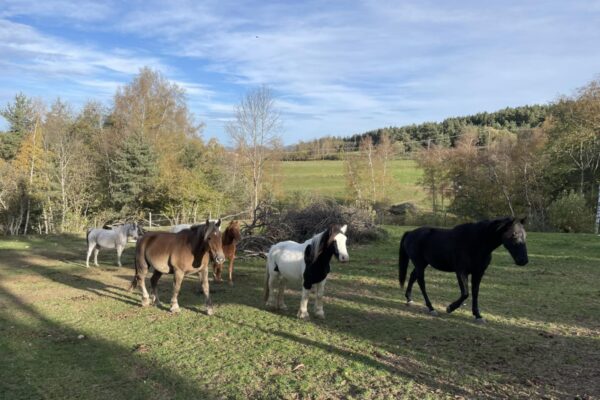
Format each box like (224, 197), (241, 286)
(306, 224), (342, 265)
(223, 221), (241, 245)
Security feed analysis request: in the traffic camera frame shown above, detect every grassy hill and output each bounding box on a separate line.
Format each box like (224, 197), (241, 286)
(279, 159), (428, 208)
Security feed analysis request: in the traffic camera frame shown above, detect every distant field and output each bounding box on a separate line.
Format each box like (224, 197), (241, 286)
(279, 159), (428, 207)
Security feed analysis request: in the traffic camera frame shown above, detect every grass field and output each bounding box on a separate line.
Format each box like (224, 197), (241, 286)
(280, 159), (428, 207)
(0, 228), (599, 399)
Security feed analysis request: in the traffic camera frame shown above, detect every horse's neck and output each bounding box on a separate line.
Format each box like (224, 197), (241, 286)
(478, 225), (504, 254)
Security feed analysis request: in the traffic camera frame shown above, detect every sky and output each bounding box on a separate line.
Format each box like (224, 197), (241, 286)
(1, 0), (600, 145)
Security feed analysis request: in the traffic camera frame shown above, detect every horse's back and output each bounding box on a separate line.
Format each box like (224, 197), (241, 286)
(268, 240), (306, 280)
(89, 228), (118, 249)
(403, 227), (457, 270)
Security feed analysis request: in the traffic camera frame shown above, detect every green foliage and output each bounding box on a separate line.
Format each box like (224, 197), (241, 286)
(548, 190), (593, 233)
(0, 93), (36, 160)
(109, 133), (158, 214)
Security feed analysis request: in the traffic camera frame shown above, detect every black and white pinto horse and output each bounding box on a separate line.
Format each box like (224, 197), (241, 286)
(264, 224), (349, 319)
(399, 217), (528, 323)
(86, 223), (139, 267)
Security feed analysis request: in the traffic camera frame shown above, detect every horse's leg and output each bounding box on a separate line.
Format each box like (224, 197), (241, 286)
(415, 265), (436, 315)
(228, 255), (235, 285)
(405, 269), (418, 304)
(116, 245), (123, 267)
(213, 262), (222, 283)
(93, 248), (100, 267)
(314, 280), (326, 319)
(277, 277), (287, 310)
(446, 272), (469, 314)
(297, 288), (310, 319)
(471, 272), (485, 323)
(86, 243), (94, 268)
(201, 264), (213, 316)
(138, 269), (151, 307)
(150, 271), (162, 306)
(266, 273), (279, 309)
(170, 270), (184, 313)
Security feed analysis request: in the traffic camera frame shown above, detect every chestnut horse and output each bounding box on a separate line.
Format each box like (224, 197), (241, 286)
(212, 220), (242, 283)
(128, 219), (225, 315)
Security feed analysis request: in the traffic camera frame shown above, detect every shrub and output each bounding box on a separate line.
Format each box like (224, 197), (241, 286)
(548, 191), (593, 233)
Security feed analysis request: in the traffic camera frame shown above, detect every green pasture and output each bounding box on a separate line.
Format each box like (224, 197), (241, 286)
(279, 159), (428, 208)
(0, 229), (598, 399)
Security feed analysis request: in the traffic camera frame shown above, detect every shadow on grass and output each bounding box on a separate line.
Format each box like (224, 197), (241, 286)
(2, 234), (599, 399)
(0, 283), (215, 400)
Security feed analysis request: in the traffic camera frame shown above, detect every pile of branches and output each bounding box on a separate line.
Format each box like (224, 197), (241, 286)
(237, 199), (386, 255)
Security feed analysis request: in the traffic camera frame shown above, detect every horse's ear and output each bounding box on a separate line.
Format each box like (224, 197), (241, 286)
(216, 218), (221, 227)
(519, 216), (527, 225)
(304, 244), (312, 266)
(205, 218), (210, 225)
(340, 224), (348, 234)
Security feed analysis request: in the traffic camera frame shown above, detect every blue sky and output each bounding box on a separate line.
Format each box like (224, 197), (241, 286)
(1, 0), (600, 144)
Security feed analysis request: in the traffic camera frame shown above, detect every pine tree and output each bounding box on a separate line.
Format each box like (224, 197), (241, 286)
(109, 133), (158, 213)
(0, 93), (36, 160)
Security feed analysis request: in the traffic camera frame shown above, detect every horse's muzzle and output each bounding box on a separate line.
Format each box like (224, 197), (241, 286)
(215, 255), (226, 264)
(516, 258), (528, 266)
(338, 255), (349, 263)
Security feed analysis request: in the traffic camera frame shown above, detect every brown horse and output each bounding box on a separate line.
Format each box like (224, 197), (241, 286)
(212, 220), (242, 284)
(128, 219), (225, 315)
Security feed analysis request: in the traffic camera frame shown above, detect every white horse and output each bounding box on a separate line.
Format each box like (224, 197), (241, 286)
(170, 224), (192, 233)
(264, 224), (349, 319)
(86, 223), (139, 267)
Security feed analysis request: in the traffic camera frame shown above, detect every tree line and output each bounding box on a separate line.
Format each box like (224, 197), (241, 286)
(415, 79), (600, 232)
(1, 67), (598, 234)
(0, 68), (256, 234)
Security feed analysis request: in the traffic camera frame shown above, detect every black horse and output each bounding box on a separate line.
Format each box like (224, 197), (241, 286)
(398, 217), (528, 323)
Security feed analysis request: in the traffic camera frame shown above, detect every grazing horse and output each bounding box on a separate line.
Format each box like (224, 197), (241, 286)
(128, 219), (225, 315)
(264, 224), (349, 319)
(213, 220), (242, 284)
(86, 223), (139, 267)
(399, 217), (529, 323)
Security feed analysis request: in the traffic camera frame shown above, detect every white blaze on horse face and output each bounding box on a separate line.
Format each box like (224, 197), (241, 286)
(335, 233), (349, 262)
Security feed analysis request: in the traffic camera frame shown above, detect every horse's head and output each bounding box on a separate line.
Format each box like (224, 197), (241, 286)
(128, 223), (140, 240)
(497, 217), (528, 266)
(204, 219), (225, 264)
(331, 224), (349, 263)
(227, 220), (242, 242)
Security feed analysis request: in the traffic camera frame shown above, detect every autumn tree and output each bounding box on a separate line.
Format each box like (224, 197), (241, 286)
(227, 86), (281, 221)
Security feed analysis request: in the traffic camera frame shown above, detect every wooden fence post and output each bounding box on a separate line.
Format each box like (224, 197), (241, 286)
(149, 212), (152, 228)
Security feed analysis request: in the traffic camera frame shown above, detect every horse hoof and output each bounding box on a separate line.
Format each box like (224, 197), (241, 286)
(406, 300), (414, 306)
(170, 305), (180, 313)
(446, 306), (453, 314)
(314, 311), (325, 319)
(475, 317), (486, 324)
(141, 298), (151, 307)
(206, 307), (214, 316)
(297, 311), (310, 320)
(429, 309), (439, 316)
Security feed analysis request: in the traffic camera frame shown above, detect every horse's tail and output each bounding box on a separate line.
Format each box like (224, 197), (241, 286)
(263, 249), (273, 303)
(86, 228), (92, 246)
(263, 266), (270, 303)
(128, 238), (144, 292)
(399, 232), (410, 288)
